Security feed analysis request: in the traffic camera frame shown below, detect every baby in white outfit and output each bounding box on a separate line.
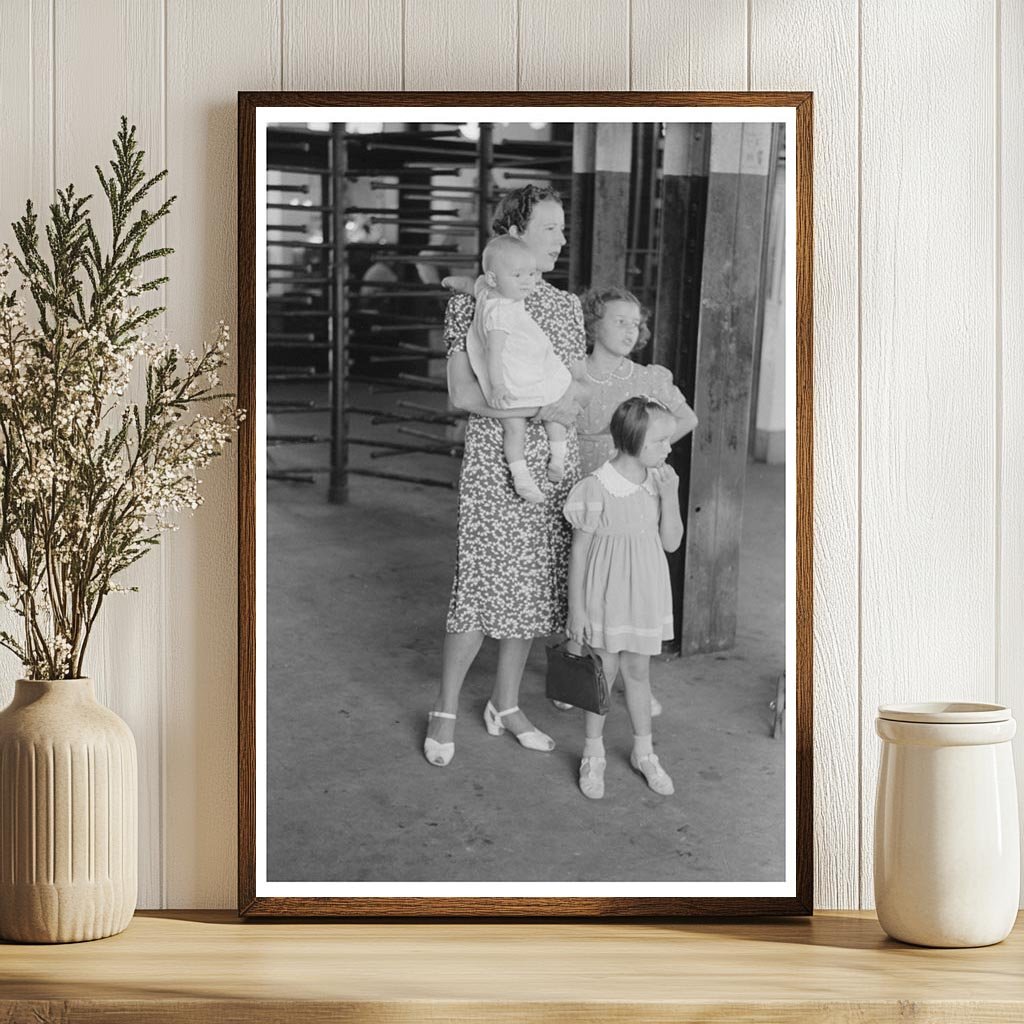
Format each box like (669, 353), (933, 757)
(465, 235), (573, 502)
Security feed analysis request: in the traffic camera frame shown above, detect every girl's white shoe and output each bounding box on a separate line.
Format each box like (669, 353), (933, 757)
(483, 701), (555, 751)
(424, 710), (456, 767)
(629, 751), (674, 795)
(579, 756), (606, 799)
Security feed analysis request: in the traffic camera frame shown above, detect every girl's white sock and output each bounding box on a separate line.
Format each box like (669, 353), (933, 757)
(632, 733), (654, 758)
(583, 737), (605, 758)
(548, 440), (567, 464)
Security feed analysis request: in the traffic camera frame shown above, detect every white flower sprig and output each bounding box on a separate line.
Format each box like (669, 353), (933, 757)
(0, 119), (242, 680)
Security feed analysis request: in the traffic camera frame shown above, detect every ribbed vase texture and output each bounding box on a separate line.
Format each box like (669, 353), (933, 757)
(0, 678), (137, 943)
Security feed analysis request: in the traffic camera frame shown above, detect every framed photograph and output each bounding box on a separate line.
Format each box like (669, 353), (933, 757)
(237, 91), (812, 917)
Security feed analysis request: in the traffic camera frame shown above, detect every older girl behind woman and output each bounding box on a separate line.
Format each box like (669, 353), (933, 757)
(424, 184), (586, 767)
(576, 286), (697, 477)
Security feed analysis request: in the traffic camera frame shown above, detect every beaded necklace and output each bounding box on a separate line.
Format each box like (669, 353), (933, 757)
(584, 358), (634, 385)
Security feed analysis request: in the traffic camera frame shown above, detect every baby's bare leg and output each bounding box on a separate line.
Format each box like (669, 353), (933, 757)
(503, 417), (545, 503)
(543, 420), (567, 482)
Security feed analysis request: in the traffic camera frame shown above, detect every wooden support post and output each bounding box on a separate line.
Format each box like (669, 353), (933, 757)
(477, 122), (494, 253)
(653, 123), (711, 650)
(328, 123), (349, 504)
(628, 123), (659, 306)
(590, 123), (632, 288)
(748, 123), (785, 458)
(569, 123), (595, 294)
(680, 123), (774, 654)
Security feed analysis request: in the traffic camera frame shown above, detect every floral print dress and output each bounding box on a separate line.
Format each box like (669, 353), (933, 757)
(576, 361), (689, 475)
(445, 280), (585, 638)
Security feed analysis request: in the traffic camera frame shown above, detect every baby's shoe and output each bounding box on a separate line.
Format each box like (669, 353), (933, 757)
(512, 476), (546, 503)
(579, 756), (606, 800)
(547, 458), (565, 483)
(629, 752), (674, 796)
(509, 460), (546, 503)
(514, 478), (546, 503)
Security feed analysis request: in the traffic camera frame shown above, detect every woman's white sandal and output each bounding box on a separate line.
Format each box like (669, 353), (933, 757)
(424, 710), (456, 767)
(483, 701), (555, 752)
(579, 756), (606, 799)
(630, 752), (674, 795)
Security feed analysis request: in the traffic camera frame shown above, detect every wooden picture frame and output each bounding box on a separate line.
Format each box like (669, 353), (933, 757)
(238, 91), (813, 917)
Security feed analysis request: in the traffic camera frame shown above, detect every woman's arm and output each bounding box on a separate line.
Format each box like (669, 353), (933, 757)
(447, 351), (540, 419)
(566, 529), (593, 643)
(535, 379), (588, 427)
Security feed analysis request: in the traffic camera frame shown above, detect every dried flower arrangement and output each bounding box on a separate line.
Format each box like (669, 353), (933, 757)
(0, 118), (242, 679)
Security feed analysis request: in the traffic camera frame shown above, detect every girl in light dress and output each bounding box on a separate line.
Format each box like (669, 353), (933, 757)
(560, 287), (697, 718)
(564, 396), (685, 799)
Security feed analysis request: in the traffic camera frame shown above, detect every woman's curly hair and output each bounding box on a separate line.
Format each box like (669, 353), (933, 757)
(580, 286), (651, 353)
(491, 184), (563, 236)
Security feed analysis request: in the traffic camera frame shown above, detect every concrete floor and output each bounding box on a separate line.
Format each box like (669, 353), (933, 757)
(266, 415), (787, 885)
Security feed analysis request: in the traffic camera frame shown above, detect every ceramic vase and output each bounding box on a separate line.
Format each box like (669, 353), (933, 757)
(0, 678), (137, 943)
(874, 702), (1019, 948)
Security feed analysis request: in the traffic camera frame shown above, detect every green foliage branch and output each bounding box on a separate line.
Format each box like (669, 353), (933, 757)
(0, 118), (242, 679)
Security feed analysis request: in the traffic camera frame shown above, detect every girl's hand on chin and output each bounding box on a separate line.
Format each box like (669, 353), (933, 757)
(652, 464), (679, 495)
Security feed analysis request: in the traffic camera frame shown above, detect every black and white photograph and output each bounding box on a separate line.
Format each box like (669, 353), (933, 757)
(239, 96), (811, 915)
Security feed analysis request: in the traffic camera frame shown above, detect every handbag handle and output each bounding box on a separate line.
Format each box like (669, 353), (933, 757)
(562, 636), (593, 655)
(562, 637), (602, 669)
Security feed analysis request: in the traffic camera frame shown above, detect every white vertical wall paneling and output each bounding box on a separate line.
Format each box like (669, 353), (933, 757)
(0, 1), (53, 693)
(0, 0), (1019, 912)
(518, 0), (629, 91)
(630, 0), (746, 91)
(404, 0), (517, 91)
(999, 0), (1024, 902)
(0, 0), (52, 230)
(749, 0), (860, 910)
(164, 0), (280, 907)
(282, 0), (402, 91)
(859, 1), (998, 908)
(53, 0), (166, 909)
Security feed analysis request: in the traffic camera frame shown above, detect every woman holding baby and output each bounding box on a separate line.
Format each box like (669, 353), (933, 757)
(423, 182), (696, 783)
(423, 184), (583, 767)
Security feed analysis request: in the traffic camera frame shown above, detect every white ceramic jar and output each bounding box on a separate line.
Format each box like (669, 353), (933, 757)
(874, 702), (1019, 947)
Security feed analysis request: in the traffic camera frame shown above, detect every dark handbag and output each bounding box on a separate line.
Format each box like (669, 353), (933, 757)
(545, 641), (610, 715)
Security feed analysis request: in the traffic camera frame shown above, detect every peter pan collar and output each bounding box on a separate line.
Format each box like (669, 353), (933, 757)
(594, 461), (657, 497)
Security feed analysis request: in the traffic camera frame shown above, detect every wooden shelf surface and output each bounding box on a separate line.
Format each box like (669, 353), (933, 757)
(2, 910), (1024, 1022)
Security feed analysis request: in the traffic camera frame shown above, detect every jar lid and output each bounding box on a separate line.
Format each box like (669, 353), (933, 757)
(877, 701), (1011, 724)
